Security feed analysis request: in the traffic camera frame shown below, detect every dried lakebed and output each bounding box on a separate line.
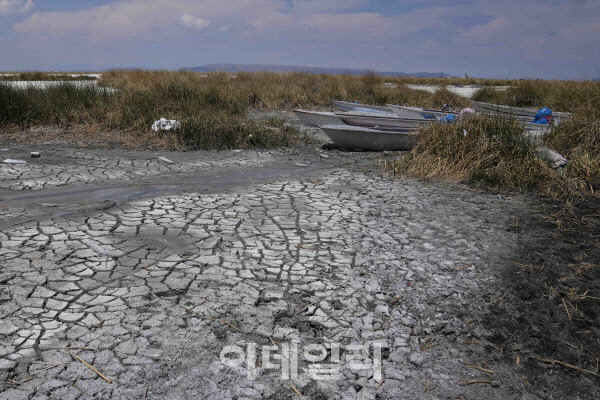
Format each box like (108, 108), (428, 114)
(0, 144), (598, 399)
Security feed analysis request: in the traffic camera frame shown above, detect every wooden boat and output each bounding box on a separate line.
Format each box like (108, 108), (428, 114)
(293, 109), (434, 130)
(386, 104), (457, 120)
(332, 100), (395, 115)
(471, 100), (572, 121)
(319, 124), (417, 151)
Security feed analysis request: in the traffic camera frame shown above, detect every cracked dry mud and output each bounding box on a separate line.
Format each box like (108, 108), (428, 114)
(0, 143), (597, 399)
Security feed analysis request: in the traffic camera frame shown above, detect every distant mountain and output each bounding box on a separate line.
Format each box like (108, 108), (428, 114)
(186, 63), (449, 78)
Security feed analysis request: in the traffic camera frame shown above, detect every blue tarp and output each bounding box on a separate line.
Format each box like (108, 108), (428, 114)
(439, 114), (456, 124)
(534, 107), (553, 124)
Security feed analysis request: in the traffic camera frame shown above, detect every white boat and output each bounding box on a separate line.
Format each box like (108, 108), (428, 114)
(523, 121), (552, 138)
(471, 100), (572, 121)
(293, 109), (434, 130)
(319, 124), (417, 151)
(387, 103), (554, 134)
(386, 104), (457, 120)
(332, 100), (395, 115)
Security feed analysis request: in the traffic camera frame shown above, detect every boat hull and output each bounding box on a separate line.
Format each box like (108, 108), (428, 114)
(471, 100), (572, 122)
(320, 124), (417, 151)
(523, 122), (552, 138)
(293, 109), (434, 130)
(386, 105), (553, 135)
(332, 100), (395, 115)
(387, 104), (457, 120)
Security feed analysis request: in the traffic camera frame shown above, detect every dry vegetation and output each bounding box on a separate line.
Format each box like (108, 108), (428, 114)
(0, 72), (97, 81)
(386, 116), (555, 191)
(0, 69), (598, 197)
(98, 69), (471, 110)
(388, 80), (600, 199)
(0, 69), (471, 149)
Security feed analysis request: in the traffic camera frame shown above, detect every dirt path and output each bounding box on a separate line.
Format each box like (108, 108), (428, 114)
(0, 143), (598, 399)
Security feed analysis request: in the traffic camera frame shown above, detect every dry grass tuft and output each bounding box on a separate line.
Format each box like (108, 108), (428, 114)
(393, 80), (600, 198)
(0, 72), (97, 81)
(99, 69), (471, 110)
(386, 116), (557, 191)
(0, 70), (475, 150)
(0, 73), (305, 149)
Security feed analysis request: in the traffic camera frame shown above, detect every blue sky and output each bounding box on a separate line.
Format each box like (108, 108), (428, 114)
(1, 0), (599, 79)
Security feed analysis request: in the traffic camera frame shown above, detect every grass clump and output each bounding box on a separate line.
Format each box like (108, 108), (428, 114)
(467, 80), (600, 196)
(429, 87), (467, 109)
(0, 83), (112, 127)
(545, 83), (600, 192)
(471, 80), (599, 111)
(0, 75), (303, 150)
(0, 72), (97, 81)
(178, 114), (301, 150)
(472, 82), (545, 107)
(1, 69), (477, 149)
(387, 116), (554, 191)
(99, 70), (471, 110)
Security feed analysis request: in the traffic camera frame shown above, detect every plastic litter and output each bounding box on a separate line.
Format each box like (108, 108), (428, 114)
(88, 241), (110, 268)
(535, 107), (552, 118)
(151, 118), (181, 131)
(536, 146), (567, 169)
(295, 162), (309, 167)
(30, 152), (40, 158)
(157, 156), (174, 164)
(458, 107), (476, 120)
(3, 159), (27, 164)
(534, 107), (554, 124)
(88, 241), (109, 256)
(439, 114), (456, 124)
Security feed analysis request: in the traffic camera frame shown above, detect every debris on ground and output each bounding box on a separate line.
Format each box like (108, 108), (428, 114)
(2, 158), (27, 164)
(30, 152), (40, 158)
(158, 156), (175, 164)
(87, 241), (109, 256)
(535, 145), (568, 169)
(151, 118), (181, 131)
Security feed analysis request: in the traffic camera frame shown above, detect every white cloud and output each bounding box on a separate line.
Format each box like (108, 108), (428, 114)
(0, 0), (33, 15)
(11, 0), (450, 42)
(7, 0), (600, 77)
(299, 13), (390, 38)
(560, 20), (600, 36)
(290, 0), (365, 14)
(14, 0), (283, 39)
(181, 14), (210, 30)
(449, 1), (600, 61)
(454, 16), (511, 45)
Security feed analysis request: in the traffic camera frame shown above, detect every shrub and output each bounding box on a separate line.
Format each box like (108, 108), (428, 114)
(386, 116), (555, 191)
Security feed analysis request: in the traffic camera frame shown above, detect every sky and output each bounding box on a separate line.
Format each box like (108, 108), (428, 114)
(0, 0), (599, 79)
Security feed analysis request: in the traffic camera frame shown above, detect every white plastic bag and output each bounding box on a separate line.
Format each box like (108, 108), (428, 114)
(151, 118), (181, 131)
